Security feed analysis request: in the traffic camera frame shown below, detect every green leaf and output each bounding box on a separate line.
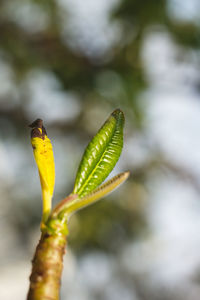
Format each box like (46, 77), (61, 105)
(62, 171), (130, 217)
(73, 109), (125, 197)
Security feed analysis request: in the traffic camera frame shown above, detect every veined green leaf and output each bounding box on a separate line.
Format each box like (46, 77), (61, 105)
(73, 109), (124, 197)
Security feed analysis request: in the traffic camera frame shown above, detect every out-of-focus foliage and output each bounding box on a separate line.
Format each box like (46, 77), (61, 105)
(0, 0), (199, 122)
(0, 0), (200, 299)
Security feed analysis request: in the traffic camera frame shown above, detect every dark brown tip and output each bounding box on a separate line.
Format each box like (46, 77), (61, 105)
(29, 119), (43, 129)
(29, 119), (47, 140)
(111, 108), (124, 126)
(111, 108), (123, 118)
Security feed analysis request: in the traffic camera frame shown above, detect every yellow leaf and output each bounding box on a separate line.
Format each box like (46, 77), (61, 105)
(29, 119), (55, 223)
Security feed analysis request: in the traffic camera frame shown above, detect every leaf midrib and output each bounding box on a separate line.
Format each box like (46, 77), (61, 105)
(77, 130), (116, 197)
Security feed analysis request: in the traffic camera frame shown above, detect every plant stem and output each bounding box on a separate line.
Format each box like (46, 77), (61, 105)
(27, 219), (68, 300)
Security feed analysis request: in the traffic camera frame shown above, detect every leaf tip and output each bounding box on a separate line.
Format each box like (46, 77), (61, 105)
(123, 170), (130, 180)
(111, 108), (125, 124)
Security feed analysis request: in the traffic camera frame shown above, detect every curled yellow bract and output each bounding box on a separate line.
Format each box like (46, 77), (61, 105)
(29, 119), (55, 223)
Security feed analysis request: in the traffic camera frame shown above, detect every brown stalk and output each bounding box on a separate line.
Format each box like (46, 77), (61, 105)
(27, 221), (68, 300)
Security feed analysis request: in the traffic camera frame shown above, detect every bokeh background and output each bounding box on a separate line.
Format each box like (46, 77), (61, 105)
(0, 0), (200, 299)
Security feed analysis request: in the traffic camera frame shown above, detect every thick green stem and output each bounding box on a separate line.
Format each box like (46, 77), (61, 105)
(27, 219), (68, 300)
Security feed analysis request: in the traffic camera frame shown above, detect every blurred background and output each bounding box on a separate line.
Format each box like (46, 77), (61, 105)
(0, 0), (200, 299)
